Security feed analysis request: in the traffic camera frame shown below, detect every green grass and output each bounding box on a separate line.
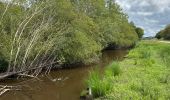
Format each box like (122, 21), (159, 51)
(88, 40), (170, 100)
(86, 62), (121, 98)
(86, 70), (112, 98)
(105, 62), (121, 77)
(159, 45), (170, 67)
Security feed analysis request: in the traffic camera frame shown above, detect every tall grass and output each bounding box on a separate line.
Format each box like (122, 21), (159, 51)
(128, 43), (157, 67)
(86, 62), (121, 98)
(86, 70), (111, 98)
(105, 62), (121, 76)
(159, 45), (170, 67)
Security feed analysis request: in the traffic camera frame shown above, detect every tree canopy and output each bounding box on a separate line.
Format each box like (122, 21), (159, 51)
(0, 0), (138, 72)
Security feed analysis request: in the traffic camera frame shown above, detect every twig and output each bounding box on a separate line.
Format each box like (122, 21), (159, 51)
(0, 85), (22, 96)
(0, 85), (7, 91)
(18, 74), (42, 81)
(0, 89), (10, 96)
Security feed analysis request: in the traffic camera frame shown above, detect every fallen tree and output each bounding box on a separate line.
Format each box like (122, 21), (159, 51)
(0, 62), (60, 80)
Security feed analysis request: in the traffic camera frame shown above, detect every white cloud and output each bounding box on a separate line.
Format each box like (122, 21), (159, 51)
(139, 1), (150, 7)
(151, 0), (170, 13)
(143, 18), (159, 24)
(137, 12), (153, 16)
(116, 0), (170, 37)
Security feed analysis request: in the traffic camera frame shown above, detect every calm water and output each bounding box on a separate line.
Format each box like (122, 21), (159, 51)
(0, 50), (128, 100)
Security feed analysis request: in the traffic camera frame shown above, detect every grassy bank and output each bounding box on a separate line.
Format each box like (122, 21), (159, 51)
(87, 40), (170, 100)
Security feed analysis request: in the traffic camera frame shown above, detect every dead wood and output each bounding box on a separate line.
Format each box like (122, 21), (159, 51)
(0, 62), (60, 80)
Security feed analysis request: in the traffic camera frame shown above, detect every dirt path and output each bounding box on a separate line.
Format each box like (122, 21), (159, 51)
(158, 41), (170, 44)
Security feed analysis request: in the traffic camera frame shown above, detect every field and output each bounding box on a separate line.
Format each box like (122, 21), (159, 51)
(87, 40), (170, 100)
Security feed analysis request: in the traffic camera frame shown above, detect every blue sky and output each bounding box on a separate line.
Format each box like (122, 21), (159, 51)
(116, 0), (170, 37)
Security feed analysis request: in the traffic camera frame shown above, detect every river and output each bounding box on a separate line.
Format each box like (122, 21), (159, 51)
(0, 50), (128, 100)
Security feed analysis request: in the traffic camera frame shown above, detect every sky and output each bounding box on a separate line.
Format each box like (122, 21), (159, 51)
(116, 0), (170, 37)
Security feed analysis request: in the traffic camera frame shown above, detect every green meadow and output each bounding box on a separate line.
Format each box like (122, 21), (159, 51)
(87, 40), (170, 100)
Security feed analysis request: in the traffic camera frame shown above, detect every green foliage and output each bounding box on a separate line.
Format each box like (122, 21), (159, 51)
(155, 30), (163, 39)
(156, 24), (170, 40)
(0, 0), (138, 71)
(135, 27), (144, 39)
(130, 21), (144, 39)
(62, 30), (101, 64)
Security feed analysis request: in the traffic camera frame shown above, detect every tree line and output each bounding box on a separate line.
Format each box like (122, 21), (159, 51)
(156, 25), (170, 40)
(0, 0), (141, 74)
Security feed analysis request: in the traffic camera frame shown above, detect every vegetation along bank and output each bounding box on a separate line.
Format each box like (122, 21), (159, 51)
(0, 0), (143, 75)
(87, 40), (170, 99)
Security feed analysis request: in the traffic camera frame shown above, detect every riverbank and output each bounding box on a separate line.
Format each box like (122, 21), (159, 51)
(0, 50), (128, 100)
(88, 40), (170, 99)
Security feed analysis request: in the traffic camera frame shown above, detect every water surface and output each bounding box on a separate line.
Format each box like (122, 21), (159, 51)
(0, 50), (128, 100)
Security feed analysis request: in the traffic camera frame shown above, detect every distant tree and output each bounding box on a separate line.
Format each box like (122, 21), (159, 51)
(156, 24), (170, 40)
(135, 27), (144, 39)
(155, 30), (163, 39)
(129, 21), (144, 39)
(163, 25), (170, 40)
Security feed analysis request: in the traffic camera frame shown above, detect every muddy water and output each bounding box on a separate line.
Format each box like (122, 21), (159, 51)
(0, 50), (128, 100)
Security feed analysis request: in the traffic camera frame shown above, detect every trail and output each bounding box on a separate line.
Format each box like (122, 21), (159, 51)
(158, 41), (170, 44)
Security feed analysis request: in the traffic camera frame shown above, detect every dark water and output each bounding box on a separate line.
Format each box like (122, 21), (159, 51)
(0, 50), (128, 100)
